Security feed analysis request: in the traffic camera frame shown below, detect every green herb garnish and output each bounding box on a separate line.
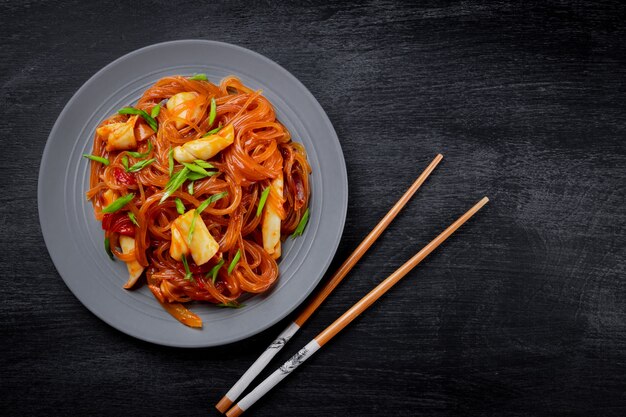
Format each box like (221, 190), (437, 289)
(208, 97), (217, 126)
(193, 160), (214, 169)
(256, 186), (271, 217)
(227, 249), (241, 275)
(183, 162), (212, 177)
(198, 192), (228, 213)
(121, 155), (129, 171)
(216, 301), (244, 308)
(174, 198), (185, 215)
(127, 212), (139, 226)
(127, 158), (155, 173)
(207, 259), (225, 284)
(160, 167), (189, 203)
(118, 107), (158, 132)
(181, 254), (193, 281)
(102, 193), (135, 214)
(188, 74), (208, 81)
(187, 172), (212, 181)
(83, 154), (109, 165)
(202, 125), (222, 137)
(290, 208), (310, 238)
(150, 103), (161, 118)
(187, 180), (194, 195)
(104, 237), (114, 260)
(168, 148), (174, 177)
(126, 141), (152, 158)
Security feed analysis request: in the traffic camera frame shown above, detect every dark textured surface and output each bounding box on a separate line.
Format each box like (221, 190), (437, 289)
(1, 1), (626, 416)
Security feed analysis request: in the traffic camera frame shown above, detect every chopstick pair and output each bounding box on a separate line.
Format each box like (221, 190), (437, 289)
(217, 154), (489, 416)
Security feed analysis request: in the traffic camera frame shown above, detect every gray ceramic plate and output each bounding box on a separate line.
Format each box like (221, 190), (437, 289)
(38, 40), (348, 347)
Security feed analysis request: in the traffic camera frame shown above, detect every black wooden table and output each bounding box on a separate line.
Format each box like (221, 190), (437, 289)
(2, 1), (625, 416)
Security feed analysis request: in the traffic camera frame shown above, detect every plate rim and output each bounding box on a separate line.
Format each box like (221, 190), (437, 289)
(37, 39), (348, 347)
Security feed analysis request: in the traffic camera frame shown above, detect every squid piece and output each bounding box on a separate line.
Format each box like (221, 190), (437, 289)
(166, 92), (204, 129)
(172, 124), (235, 163)
(119, 235), (145, 289)
(262, 174), (284, 259)
(170, 209), (219, 266)
(96, 115), (139, 152)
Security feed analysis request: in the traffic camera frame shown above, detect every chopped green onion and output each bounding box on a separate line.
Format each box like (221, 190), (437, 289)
(187, 210), (198, 244)
(183, 162), (212, 177)
(168, 148), (174, 177)
(216, 301), (244, 308)
(197, 191), (228, 214)
(187, 172), (213, 181)
(121, 155), (129, 171)
(160, 167), (189, 203)
(174, 198), (185, 215)
(127, 158), (155, 173)
(207, 259), (225, 284)
(102, 193), (135, 214)
(202, 125), (222, 137)
(118, 107), (158, 132)
(187, 180), (194, 195)
(126, 141), (153, 158)
(150, 103), (161, 118)
(83, 154), (109, 166)
(208, 97), (217, 126)
(181, 254), (193, 281)
(290, 208), (310, 238)
(127, 212), (139, 226)
(227, 249), (241, 275)
(193, 160), (214, 169)
(104, 237), (114, 260)
(188, 74), (208, 81)
(256, 186), (271, 217)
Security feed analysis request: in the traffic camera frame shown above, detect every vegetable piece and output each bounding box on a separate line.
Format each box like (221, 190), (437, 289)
(97, 115), (139, 151)
(104, 237), (114, 260)
(118, 107), (158, 132)
(202, 125), (222, 137)
(188, 74), (208, 81)
(183, 162), (212, 177)
(256, 186), (271, 217)
(291, 208), (310, 239)
(216, 302), (244, 308)
(170, 209), (219, 266)
(208, 97), (217, 126)
(119, 235), (145, 288)
(173, 124), (235, 163)
(181, 254), (193, 281)
(168, 148), (174, 177)
(121, 155), (129, 171)
(113, 167), (137, 186)
(193, 160), (214, 169)
(227, 249), (241, 275)
(160, 302), (202, 328)
(207, 259), (225, 284)
(150, 104), (161, 118)
(102, 193), (135, 214)
(160, 167), (190, 203)
(126, 158), (155, 173)
(126, 141), (152, 158)
(262, 174), (284, 258)
(102, 213), (135, 236)
(166, 92), (203, 129)
(83, 154), (109, 165)
(102, 189), (118, 206)
(127, 212), (139, 226)
(174, 198), (185, 215)
(187, 180), (194, 195)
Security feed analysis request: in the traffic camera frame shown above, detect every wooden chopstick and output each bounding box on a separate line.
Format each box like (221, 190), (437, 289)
(225, 196), (489, 417)
(215, 154), (443, 413)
